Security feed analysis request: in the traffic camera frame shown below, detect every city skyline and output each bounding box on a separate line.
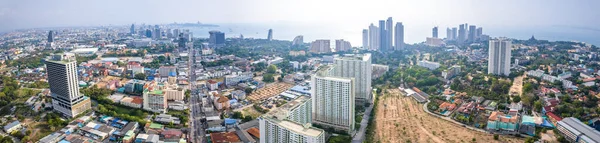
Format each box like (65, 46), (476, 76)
(2, 0), (600, 46)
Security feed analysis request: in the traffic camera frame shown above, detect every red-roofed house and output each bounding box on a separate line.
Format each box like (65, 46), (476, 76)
(160, 129), (183, 142)
(210, 132), (241, 143)
(546, 112), (562, 126)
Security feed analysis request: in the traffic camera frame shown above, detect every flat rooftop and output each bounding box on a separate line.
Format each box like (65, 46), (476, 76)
(263, 116), (324, 137)
(265, 96), (310, 119)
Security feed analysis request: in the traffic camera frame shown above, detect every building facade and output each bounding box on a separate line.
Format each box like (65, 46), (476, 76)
(394, 22), (404, 50)
(310, 40), (331, 54)
(368, 24), (379, 51)
(556, 117), (600, 143)
(488, 38), (512, 76)
(143, 89), (167, 113)
(311, 66), (355, 133)
(333, 54), (372, 103)
(46, 53), (92, 118)
(362, 29), (368, 49)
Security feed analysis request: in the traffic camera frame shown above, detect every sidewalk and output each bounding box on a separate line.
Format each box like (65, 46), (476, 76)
(351, 103), (374, 143)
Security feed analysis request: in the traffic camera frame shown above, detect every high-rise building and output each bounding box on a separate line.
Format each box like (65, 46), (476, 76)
(267, 29), (273, 41)
(143, 89), (167, 113)
(432, 26), (438, 38)
(458, 24), (466, 44)
(333, 54), (372, 103)
(130, 24), (135, 35)
(446, 28), (452, 40)
(368, 24), (379, 51)
(394, 22), (404, 50)
(362, 29), (369, 49)
(311, 65), (355, 133)
(259, 96), (324, 143)
(209, 30), (225, 47)
(378, 20), (387, 51)
(48, 30), (54, 43)
(173, 29), (180, 39)
(488, 38), (512, 76)
(452, 27), (458, 40)
(335, 39), (352, 52)
(476, 27), (483, 41)
(310, 40), (331, 54)
(292, 35), (304, 46)
(386, 17), (393, 51)
(468, 25), (477, 42)
(46, 53), (92, 118)
(145, 29), (152, 38)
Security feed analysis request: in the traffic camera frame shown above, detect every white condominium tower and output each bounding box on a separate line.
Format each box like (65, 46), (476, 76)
(334, 53), (372, 104)
(488, 38), (512, 76)
(46, 53), (91, 118)
(368, 24), (379, 51)
(311, 65), (355, 133)
(260, 96), (325, 143)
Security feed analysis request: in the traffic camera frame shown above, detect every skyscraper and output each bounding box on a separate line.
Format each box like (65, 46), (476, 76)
(458, 24), (466, 44)
(292, 35), (304, 46)
(476, 27), (483, 41)
(446, 28), (452, 40)
(310, 40), (331, 54)
(386, 17), (393, 51)
(208, 30), (225, 47)
(378, 20), (386, 51)
(311, 65), (355, 133)
(48, 30), (54, 43)
(452, 27), (458, 40)
(334, 53), (372, 104)
(394, 22), (404, 50)
(432, 26), (438, 38)
(468, 25), (477, 42)
(145, 29), (152, 38)
(335, 39), (352, 52)
(130, 24), (135, 35)
(362, 29), (369, 49)
(488, 38), (512, 76)
(46, 53), (92, 118)
(368, 24), (379, 51)
(267, 29), (273, 41)
(259, 96), (325, 143)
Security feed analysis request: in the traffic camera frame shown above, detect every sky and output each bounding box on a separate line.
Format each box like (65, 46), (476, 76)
(1, 0), (599, 44)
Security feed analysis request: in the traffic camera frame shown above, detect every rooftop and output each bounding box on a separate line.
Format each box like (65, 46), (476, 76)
(265, 96), (311, 120)
(263, 117), (324, 137)
(559, 117), (600, 142)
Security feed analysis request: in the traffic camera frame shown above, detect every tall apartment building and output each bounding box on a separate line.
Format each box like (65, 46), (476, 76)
(394, 22), (404, 50)
(368, 24), (379, 51)
(488, 38), (512, 76)
(451, 27), (458, 41)
(310, 40), (331, 54)
(432, 26), (438, 38)
(333, 54), (372, 103)
(556, 117), (600, 143)
(311, 66), (355, 133)
(259, 96), (324, 143)
(468, 25), (477, 42)
(335, 39), (352, 52)
(267, 29), (273, 41)
(209, 30), (225, 47)
(143, 89), (167, 113)
(458, 24), (466, 44)
(46, 53), (92, 118)
(386, 17), (393, 51)
(446, 28), (452, 40)
(362, 29), (369, 49)
(378, 20), (387, 51)
(292, 35), (304, 46)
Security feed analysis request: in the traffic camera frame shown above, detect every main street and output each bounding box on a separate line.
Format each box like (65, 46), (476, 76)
(188, 45), (207, 143)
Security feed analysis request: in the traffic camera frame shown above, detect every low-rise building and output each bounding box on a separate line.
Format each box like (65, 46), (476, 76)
(154, 114), (181, 125)
(557, 117), (600, 143)
(417, 60), (440, 70)
(80, 122), (116, 141)
(486, 111), (519, 132)
(3, 121), (21, 133)
(120, 96), (143, 108)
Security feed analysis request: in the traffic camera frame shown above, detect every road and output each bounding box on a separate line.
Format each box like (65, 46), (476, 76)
(351, 103), (374, 143)
(188, 45), (207, 143)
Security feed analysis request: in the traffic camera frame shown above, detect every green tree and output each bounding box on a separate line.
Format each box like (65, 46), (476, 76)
(263, 74), (275, 83)
(232, 111), (243, 119)
(534, 101), (543, 112)
(512, 96), (521, 103)
(267, 65), (278, 74)
(244, 87), (254, 94)
(134, 73), (147, 80)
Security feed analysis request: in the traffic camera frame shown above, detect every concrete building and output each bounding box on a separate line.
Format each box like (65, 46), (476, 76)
(267, 29), (273, 41)
(209, 30), (225, 47)
(368, 24), (380, 51)
(379, 20), (387, 51)
(143, 89), (167, 113)
(259, 96), (320, 143)
(292, 35), (304, 46)
(452, 27), (458, 40)
(394, 22), (404, 50)
(224, 72), (253, 86)
(46, 53), (92, 118)
(311, 66), (355, 133)
(158, 66), (176, 77)
(335, 39), (352, 52)
(557, 117), (600, 143)
(458, 24), (466, 44)
(432, 26), (438, 38)
(362, 29), (369, 49)
(386, 17), (393, 51)
(446, 28), (452, 40)
(417, 60), (440, 70)
(310, 40), (331, 54)
(333, 54), (372, 103)
(468, 25), (477, 42)
(3, 121), (21, 133)
(488, 38), (512, 76)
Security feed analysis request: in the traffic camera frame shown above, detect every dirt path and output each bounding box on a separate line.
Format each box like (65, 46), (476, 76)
(373, 89), (524, 143)
(510, 74), (525, 96)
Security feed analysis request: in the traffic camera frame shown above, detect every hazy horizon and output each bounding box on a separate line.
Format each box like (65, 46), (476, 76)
(2, 0), (599, 45)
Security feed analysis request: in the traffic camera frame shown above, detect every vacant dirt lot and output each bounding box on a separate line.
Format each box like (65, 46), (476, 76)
(373, 89), (523, 143)
(247, 82), (293, 101)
